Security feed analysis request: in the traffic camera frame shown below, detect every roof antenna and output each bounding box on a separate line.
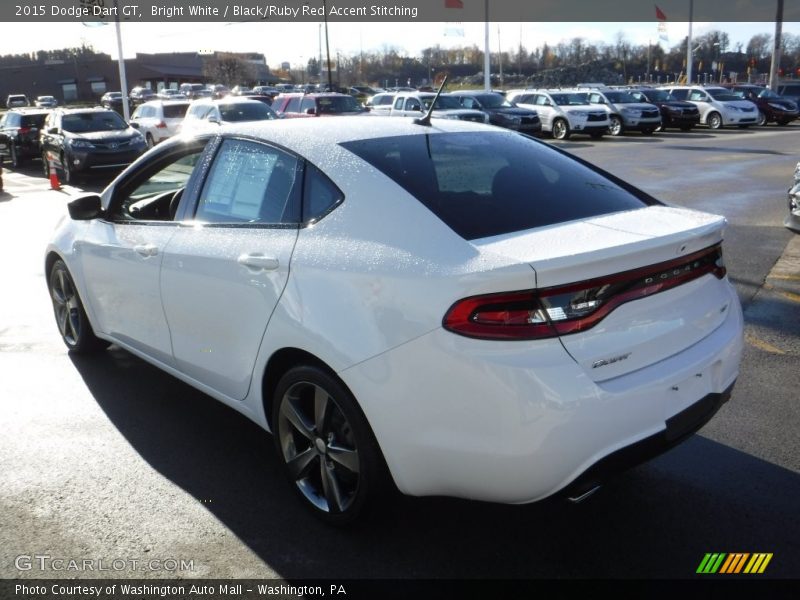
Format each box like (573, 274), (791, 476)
(414, 75), (448, 126)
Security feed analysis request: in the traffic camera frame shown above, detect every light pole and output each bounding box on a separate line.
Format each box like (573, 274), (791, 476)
(322, 0), (333, 91)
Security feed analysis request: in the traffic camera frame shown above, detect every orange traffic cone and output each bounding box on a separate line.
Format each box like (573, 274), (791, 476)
(48, 152), (61, 190)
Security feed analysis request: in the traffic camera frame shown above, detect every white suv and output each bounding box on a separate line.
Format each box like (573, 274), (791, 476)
(389, 92), (488, 123)
(507, 90), (610, 139)
(130, 100), (190, 147)
(660, 86), (758, 129)
(578, 88), (661, 136)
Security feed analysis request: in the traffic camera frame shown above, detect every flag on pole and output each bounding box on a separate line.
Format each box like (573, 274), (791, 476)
(655, 5), (668, 42)
(444, 0), (464, 36)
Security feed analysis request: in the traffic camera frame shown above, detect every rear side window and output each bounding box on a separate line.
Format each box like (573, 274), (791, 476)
(340, 132), (649, 240)
(303, 163), (343, 222)
(670, 89), (689, 100)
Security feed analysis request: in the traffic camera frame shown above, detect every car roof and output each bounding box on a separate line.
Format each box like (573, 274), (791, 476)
(56, 107), (119, 114)
(223, 114), (496, 156)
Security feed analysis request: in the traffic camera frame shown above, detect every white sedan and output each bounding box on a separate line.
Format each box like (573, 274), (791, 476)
(45, 117), (743, 524)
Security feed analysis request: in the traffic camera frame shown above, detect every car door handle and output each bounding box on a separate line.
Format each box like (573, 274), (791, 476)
(134, 244), (158, 257)
(237, 254), (279, 271)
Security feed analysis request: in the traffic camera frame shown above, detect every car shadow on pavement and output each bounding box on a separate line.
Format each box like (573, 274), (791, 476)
(69, 348), (800, 579)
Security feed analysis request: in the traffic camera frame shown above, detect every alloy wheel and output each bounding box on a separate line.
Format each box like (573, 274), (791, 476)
(707, 112), (722, 129)
(552, 119), (569, 140)
(609, 116), (623, 136)
(277, 381), (361, 515)
(50, 265), (82, 347)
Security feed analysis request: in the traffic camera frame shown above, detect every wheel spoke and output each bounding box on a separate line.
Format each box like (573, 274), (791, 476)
(314, 386), (331, 433)
(67, 310), (80, 341)
(57, 307), (69, 336)
(320, 460), (345, 513)
(286, 447), (318, 481)
(281, 396), (314, 440)
(327, 443), (359, 474)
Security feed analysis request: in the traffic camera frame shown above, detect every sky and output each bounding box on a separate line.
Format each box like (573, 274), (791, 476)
(0, 21), (796, 70)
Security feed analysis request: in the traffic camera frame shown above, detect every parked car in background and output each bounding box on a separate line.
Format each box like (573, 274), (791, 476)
(449, 90), (542, 135)
(272, 93), (368, 118)
(6, 94), (30, 108)
(101, 91), (129, 112)
(578, 88), (661, 136)
(156, 89), (187, 101)
(787, 162), (800, 232)
(39, 107), (147, 184)
(207, 84), (230, 99)
(776, 82), (800, 105)
(506, 89), (609, 139)
(0, 108), (50, 168)
(44, 117), (743, 524)
(34, 96), (58, 108)
(129, 86), (156, 106)
(626, 88), (700, 131)
(723, 84), (799, 126)
(365, 92), (395, 113)
(179, 83), (208, 99)
(179, 97), (278, 134)
(252, 85), (280, 97)
(130, 100), (190, 147)
(389, 92), (488, 123)
(661, 86), (758, 129)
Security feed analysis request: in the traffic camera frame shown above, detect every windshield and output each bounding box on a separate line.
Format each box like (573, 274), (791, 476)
(603, 91), (638, 103)
(341, 131), (649, 240)
(62, 111), (128, 132)
(639, 89), (674, 102)
(550, 93), (589, 106)
(757, 88), (781, 99)
(707, 89), (742, 102)
(475, 94), (512, 108)
(218, 102), (276, 122)
(422, 95), (462, 110)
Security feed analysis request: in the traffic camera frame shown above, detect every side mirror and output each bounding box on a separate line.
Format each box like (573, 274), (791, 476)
(129, 122), (140, 129)
(68, 194), (103, 221)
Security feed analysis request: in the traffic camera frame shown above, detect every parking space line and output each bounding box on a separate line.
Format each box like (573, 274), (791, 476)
(745, 332), (786, 355)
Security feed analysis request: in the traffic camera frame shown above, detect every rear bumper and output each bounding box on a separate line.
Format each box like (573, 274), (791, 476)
(562, 382), (734, 500)
(343, 281), (743, 504)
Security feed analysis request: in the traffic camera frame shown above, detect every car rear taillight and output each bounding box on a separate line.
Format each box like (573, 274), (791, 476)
(156, 121), (167, 128)
(18, 127), (31, 135)
(443, 244), (726, 340)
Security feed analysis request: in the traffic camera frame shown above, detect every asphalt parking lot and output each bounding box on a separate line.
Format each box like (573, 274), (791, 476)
(0, 125), (798, 586)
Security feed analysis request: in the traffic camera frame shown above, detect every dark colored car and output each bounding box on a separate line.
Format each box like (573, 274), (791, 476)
(0, 108), (50, 168)
(449, 91), (542, 135)
(272, 93), (368, 118)
(39, 108), (147, 184)
(628, 88), (700, 131)
(129, 87), (157, 106)
(724, 84), (799, 126)
(100, 91), (130, 114)
(776, 83), (800, 106)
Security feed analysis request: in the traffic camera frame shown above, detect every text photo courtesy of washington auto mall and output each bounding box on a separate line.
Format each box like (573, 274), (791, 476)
(0, 1), (799, 599)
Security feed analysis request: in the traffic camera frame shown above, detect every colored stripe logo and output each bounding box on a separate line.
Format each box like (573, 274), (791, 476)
(697, 553), (773, 574)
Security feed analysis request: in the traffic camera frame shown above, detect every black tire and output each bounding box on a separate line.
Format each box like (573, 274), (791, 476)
(145, 133), (155, 148)
(551, 118), (570, 140)
(707, 111), (723, 130)
(641, 128), (655, 136)
(48, 259), (110, 353)
(272, 365), (389, 525)
(680, 125), (693, 132)
(777, 119), (792, 126)
(756, 110), (767, 127)
(10, 144), (21, 168)
(608, 115), (623, 136)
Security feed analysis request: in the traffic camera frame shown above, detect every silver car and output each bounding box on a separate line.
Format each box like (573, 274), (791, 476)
(507, 90), (609, 140)
(578, 88), (661, 136)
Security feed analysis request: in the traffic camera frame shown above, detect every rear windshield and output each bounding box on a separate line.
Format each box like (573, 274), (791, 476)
(163, 104), (189, 118)
(21, 114), (47, 127)
(340, 132), (649, 240)
(218, 102), (276, 122)
(316, 96), (362, 113)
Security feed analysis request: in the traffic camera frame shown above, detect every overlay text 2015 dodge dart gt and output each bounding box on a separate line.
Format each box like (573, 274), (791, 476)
(45, 117), (743, 524)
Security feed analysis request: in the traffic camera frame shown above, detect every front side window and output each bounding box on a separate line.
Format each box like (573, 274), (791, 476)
(110, 142), (209, 221)
(196, 139), (300, 225)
